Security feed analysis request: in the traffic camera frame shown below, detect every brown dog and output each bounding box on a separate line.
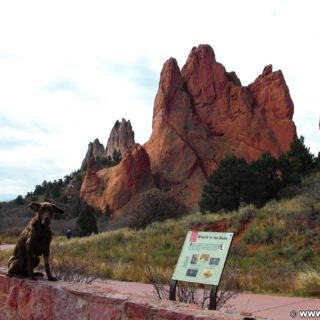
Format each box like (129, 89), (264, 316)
(7, 202), (64, 281)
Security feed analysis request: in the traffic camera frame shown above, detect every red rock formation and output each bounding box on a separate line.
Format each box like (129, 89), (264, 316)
(80, 144), (154, 213)
(81, 44), (297, 213)
(144, 57), (209, 208)
(144, 44), (296, 208)
(105, 118), (135, 157)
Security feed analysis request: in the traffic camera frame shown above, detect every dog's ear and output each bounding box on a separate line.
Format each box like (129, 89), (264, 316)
(52, 204), (64, 214)
(28, 202), (41, 212)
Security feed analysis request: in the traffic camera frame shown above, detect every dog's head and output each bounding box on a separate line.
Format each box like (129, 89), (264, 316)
(28, 202), (64, 225)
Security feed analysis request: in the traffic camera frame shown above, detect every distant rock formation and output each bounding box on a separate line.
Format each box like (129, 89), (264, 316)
(105, 119), (135, 157)
(81, 138), (104, 169)
(81, 119), (135, 170)
(80, 144), (154, 213)
(81, 44), (297, 213)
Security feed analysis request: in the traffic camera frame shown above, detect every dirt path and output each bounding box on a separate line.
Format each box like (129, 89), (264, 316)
(0, 244), (14, 251)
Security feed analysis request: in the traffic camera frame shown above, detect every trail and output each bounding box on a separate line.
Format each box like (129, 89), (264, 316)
(0, 244), (14, 251)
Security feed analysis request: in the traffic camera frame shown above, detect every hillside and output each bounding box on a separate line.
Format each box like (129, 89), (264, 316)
(1, 172), (319, 296)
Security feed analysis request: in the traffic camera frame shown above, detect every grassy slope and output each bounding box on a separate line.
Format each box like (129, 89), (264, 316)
(1, 174), (319, 296)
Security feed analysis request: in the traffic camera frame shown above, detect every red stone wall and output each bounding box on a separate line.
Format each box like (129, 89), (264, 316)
(0, 271), (259, 320)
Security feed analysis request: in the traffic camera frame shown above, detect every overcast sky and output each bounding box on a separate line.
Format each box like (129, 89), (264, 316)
(0, 0), (319, 200)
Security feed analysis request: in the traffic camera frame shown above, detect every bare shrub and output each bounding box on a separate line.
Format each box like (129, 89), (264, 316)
(128, 189), (187, 229)
(140, 253), (170, 300)
(50, 243), (97, 284)
(140, 252), (238, 310)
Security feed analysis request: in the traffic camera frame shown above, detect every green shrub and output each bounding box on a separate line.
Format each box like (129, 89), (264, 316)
(242, 223), (281, 245)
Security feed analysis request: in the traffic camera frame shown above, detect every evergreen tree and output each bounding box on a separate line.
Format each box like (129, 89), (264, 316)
(200, 152), (302, 213)
(112, 149), (122, 165)
(250, 153), (284, 207)
(278, 153), (301, 186)
(14, 195), (25, 205)
(51, 183), (60, 198)
(77, 205), (98, 236)
(200, 157), (256, 213)
(34, 184), (43, 195)
(287, 136), (315, 175)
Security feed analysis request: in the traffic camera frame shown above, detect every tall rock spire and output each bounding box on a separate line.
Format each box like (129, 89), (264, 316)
(105, 118), (135, 157)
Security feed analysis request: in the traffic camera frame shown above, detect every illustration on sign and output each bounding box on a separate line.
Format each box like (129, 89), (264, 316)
(172, 231), (234, 286)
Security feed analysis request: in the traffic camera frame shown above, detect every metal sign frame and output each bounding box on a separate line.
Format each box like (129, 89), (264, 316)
(169, 231), (234, 310)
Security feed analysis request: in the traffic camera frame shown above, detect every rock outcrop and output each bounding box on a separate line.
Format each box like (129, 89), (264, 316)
(80, 144), (154, 214)
(81, 139), (104, 169)
(81, 119), (135, 170)
(81, 44), (297, 213)
(144, 44), (296, 208)
(105, 118), (135, 157)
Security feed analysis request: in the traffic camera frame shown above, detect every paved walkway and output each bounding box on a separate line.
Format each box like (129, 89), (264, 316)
(94, 279), (319, 320)
(1, 244), (319, 319)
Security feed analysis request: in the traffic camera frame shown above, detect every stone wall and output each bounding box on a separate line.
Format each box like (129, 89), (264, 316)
(0, 271), (260, 320)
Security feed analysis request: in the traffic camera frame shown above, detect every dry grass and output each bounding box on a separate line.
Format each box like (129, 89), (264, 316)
(295, 270), (320, 296)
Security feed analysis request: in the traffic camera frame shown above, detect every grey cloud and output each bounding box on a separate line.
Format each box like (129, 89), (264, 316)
(103, 57), (159, 100)
(41, 78), (80, 93)
(0, 159), (68, 195)
(40, 78), (97, 100)
(0, 114), (58, 135)
(0, 137), (39, 150)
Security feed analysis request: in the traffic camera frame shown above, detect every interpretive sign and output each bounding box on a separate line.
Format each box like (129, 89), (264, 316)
(172, 231), (234, 286)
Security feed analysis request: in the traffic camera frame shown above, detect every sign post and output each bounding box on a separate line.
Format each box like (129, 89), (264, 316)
(170, 231), (234, 310)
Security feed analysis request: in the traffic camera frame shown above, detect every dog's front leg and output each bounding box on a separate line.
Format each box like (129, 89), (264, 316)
(44, 256), (57, 281)
(43, 244), (57, 281)
(26, 241), (37, 281)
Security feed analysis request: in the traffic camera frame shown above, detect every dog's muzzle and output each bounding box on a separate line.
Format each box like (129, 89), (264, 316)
(41, 212), (51, 224)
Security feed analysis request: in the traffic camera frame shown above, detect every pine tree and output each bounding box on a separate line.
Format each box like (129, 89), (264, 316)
(14, 195), (25, 205)
(287, 136), (315, 175)
(112, 149), (122, 165)
(250, 152), (289, 207)
(77, 205), (98, 236)
(200, 157), (256, 213)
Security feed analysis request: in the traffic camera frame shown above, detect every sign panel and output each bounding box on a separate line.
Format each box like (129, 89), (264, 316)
(172, 231), (233, 286)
